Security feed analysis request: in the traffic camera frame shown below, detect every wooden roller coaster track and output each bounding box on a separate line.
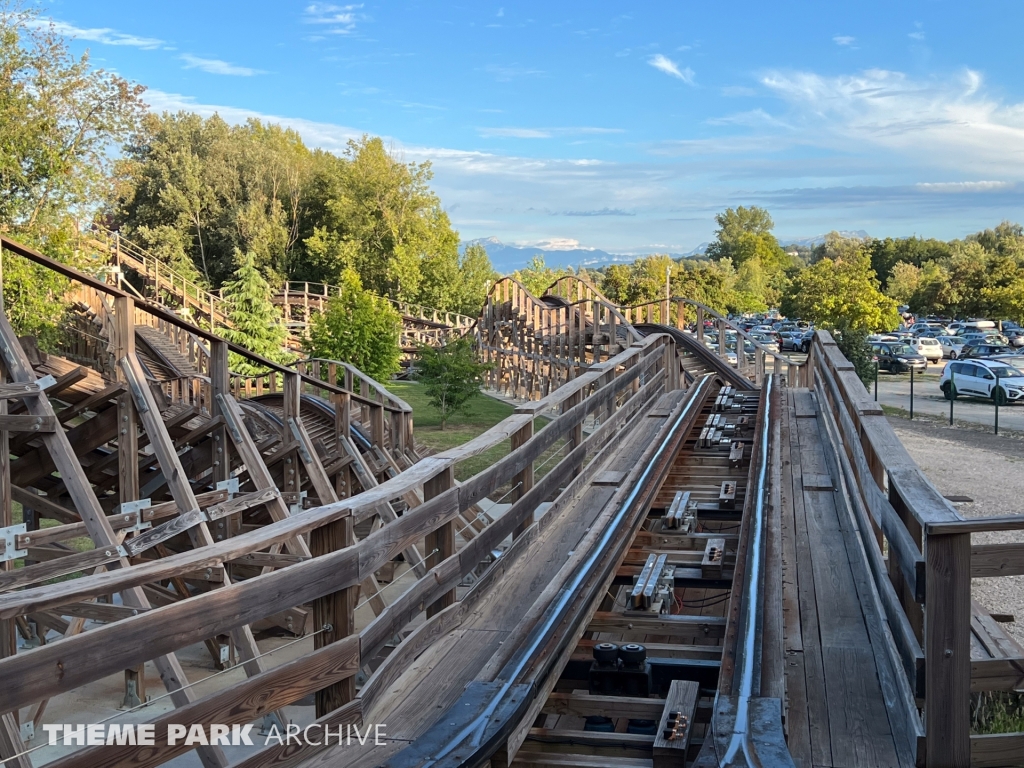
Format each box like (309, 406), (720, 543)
(1, 233), (1023, 768)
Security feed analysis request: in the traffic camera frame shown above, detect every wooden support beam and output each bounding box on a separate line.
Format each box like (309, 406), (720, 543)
(0, 310), (230, 768)
(424, 465), (456, 618)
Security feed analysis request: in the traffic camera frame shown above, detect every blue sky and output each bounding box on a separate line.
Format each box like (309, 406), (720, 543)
(43, 0), (1024, 254)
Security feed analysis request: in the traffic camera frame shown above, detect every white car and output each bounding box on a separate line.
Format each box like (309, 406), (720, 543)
(941, 359), (1024, 404)
(937, 335), (967, 360)
(909, 336), (943, 363)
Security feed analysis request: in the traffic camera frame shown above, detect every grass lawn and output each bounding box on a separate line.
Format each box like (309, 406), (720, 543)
(388, 381), (555, 482)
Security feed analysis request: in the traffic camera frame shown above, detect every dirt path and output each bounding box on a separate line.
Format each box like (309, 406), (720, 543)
(889, 417), (1024, 645)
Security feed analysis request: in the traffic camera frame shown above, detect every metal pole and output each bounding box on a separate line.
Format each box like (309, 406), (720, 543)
(949, 368), (954, 426)
(874, 362), (878, 401)
(909, 366), (914, 420)
(995, 386), (1000, 435)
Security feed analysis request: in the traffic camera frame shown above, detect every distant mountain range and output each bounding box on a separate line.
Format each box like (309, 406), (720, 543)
(461, 237), (706, 273)
(463, 230), (871, 273)
(779, 230), (871, 249)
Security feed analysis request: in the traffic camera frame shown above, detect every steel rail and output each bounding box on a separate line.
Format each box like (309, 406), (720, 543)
(718, 374), (774, 767)
(400, 374), (716, 767)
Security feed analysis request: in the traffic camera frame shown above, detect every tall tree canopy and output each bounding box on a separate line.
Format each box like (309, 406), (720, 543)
(782, 234), (899, 332)
(0, 3), (145, 344)
(113, 125), (494, 315)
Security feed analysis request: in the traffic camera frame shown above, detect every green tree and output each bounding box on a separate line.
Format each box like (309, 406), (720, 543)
(218, 251), (293, 374)
(0, 3), (145, 345)
(834, 324), (877, 386)
(705, 207), (792, 309)
(600, 264), (632, 304)
(452, 242), (497, 316)
(705, 206), (775, 262)
(782, 234), (899, 332)
(885, 262), (921, 305)
(305, 267), (402, 380)
(512, 254), (572, 297)
(415, 337), (490, 430)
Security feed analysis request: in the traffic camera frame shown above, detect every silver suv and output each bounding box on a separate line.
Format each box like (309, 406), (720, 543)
(940, 359), (1024, 405)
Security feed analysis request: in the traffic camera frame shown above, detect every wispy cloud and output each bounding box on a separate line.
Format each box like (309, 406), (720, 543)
(647, 54), (694, 84)
(758, 67), (1024, 176)
(497, 7), (504, 17)
(180, 54), (266, 76)
(485, 64), (544, 81)
(721, 85), (756, 97)
(916, 181), (1014, 193)
(303, 3), (364, 35)
(909, 22), (926, 41)
(29, 19), (164, 49)
(706, 109), (790, 128)
(478, 126), (624, 139)
(480, 127), (552, 139)
(559, 208), (635, 217)
(833, 35), (855, 46)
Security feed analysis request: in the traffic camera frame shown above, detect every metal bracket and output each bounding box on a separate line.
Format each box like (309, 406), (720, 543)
(0, 523), (27, 562)
(19, 721), (34, 743)
(288, 490), (308, 515)
(112, 498), (154, 534)
(216, 477), (240, 497)
(34, 373), (57, 391)
(259, 712), (287, 736)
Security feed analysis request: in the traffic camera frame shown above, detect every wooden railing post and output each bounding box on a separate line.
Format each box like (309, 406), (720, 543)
(511, 418), (534, 538)
(424, 467), (456, 617)
(312, 515), (357, 716)
(924, 530), (971, 767)
(113, 296), (139, 506)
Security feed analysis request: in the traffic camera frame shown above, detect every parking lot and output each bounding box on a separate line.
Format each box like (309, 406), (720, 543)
(873, 360), (1024, 432)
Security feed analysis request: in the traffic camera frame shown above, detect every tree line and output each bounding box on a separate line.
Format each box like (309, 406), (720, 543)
(0, 3), (495, 377)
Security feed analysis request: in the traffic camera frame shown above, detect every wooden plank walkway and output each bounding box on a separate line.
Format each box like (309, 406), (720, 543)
(780, 388), (910, 768)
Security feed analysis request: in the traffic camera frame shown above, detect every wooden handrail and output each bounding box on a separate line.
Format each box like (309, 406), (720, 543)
(0, 333), (674, 622)
(1, 235), (402, 413)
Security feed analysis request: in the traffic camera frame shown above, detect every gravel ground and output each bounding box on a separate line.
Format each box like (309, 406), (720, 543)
(889, 416), (1024, 646)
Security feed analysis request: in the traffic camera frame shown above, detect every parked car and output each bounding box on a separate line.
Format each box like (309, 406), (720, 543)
(937, 335), (967, 359)
(871, 343), (927, 374)
(908, 336), (943, 363)
(909, 321), (948, 336)
(1004, 329), (1024, 348)
(749, 333), (779, 353)
(962, 343), (1014, 359)
(798, 329), (814, 353)
(779, 331), (803, 351)
(940, 359), (1024, 404)
(960, 332), (1006, 346)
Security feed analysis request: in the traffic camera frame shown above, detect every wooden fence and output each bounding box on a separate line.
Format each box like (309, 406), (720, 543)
(808, 330), (1024, 768)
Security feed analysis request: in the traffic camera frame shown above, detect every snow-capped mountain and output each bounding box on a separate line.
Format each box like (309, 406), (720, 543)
(461, 237), (704, 273)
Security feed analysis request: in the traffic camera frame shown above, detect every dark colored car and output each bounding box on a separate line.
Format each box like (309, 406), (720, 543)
(871, 342), (927, 373)
(798, 329), (814, 353)
(962, 343), (1014, 359)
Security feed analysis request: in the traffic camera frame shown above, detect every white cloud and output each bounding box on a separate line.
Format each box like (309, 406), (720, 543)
(497, 7), (504, 17)
(29, 19), (163, 49)
(478, 126), (624, 139)
(909, 31), (926, 41)
(758, 67), (1024, 176)
(647, 54), (694, 84)
(833, 35), (855, 46)
(303, 3), (364, 35)
(180, 54), (266, 76)
(480, 128), (552, 139)
(514, 238), (593, 251)
(706, 109), (790, 129)
(916, 181), (1014, 192)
